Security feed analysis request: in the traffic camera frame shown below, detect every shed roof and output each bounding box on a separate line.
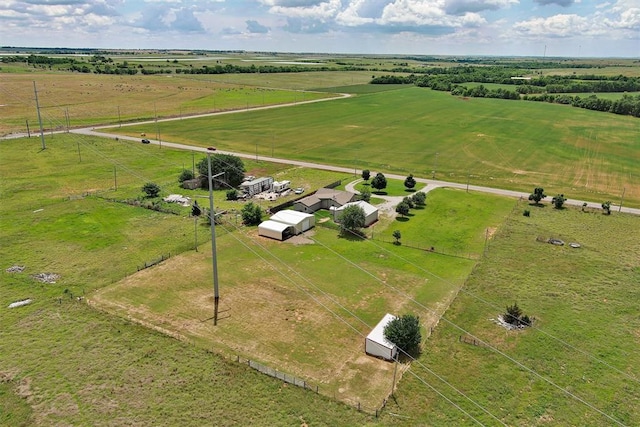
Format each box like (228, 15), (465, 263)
(315, 187), (355, 205)
(366, 313), (397, 350)
(335, 200), (378, 216)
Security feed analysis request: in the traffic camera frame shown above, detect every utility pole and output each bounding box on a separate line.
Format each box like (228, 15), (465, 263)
(432, 152), (438, 179)
(113, 166), (117, 191)
(25, 120), (31, 138)
(391, 353), (399, 397)
(619, 187), (626, 212)
(207, 152), (225, 326)
(77, 140), (82, 162)
(33, 81), (46, 150)
(118, 106), (121, 128)
(65, 108), (70, 132)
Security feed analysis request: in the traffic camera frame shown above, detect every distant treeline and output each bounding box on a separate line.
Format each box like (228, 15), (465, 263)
(371, 68), (640, 117)
(0, 54), (366, 75)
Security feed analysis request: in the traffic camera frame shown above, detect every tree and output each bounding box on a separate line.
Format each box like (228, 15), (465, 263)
(528, 187), (546, 205)
(503, 303), (532, 327)
(371, 173), (387, 192)
(403, 196), (415, 209)
(396, 201), (410, 217)
(392, 230), (401, 245)
(384, 314), (422, 355)
(552, 194), (566, 209)
(602, 201), (611, 215)
(338, 204), (365, 235)
(178, 169), (195, 183)
(361, 169), (370, 182)
(191, 200), (202, 217)
(142, 182), (160, 198)
(404, 174), (416, 190)
(241, 202), (262, 226)
(412, 192), (426, 206)
(197, 153), (246, 189)
(359, 186), (371, 202)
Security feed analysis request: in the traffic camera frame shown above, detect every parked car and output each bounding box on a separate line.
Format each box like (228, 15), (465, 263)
(294, 187), (304, 194)
(207, 146), (216, 151)
(141, 139), (151, 144)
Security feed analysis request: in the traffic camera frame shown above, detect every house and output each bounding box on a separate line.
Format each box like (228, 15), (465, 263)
(270, 210), (315, 235)
(240, 177), (274, 196)
(365, 313), (398, 361)
(332, 200), (378, 227)
(293, 188), (356, 214)
(258, 220), (294, 241)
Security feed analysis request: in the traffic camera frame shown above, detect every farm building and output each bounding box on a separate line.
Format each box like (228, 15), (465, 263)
(270, 210), (315, 235)
(332, 200), (378, 227)
(365, 313), (398, 361)
(258, 220), (294, 241)
(240, 177), (274, 196)
(293, 188), (356, 214)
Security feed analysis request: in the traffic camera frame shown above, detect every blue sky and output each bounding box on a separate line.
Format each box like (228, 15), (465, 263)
(1, 0), (638, 57)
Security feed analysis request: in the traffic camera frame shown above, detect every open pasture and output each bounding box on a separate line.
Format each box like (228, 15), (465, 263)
(381, 202), (640, 426)
(0, 72), (335, 136)
(113, 86), (640, 208)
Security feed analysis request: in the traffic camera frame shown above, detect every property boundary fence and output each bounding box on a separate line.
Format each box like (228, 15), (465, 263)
(137, 253), (171, 271)
(235, 355), (390, 417)
(459, 334), (488, 348)
(370, 236), (480, 260)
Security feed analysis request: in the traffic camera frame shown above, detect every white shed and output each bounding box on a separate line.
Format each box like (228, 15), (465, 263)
(365, 313), (398, 361)
(258, 220), (293, 241)
(333, 200), (379, 227)
(270, 210), (315, 235)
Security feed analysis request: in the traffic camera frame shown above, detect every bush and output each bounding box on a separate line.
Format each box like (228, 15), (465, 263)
(178, 169), (195, 183)
(523, 209), (530, 217)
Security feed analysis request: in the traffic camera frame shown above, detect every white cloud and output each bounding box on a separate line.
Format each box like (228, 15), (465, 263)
(513, 14), (593, 37)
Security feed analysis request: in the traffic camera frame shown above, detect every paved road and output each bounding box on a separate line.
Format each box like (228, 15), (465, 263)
(7, 94), (636, 216)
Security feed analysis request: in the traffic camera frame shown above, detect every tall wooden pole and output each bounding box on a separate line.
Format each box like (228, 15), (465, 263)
(33, 81), (46, 150)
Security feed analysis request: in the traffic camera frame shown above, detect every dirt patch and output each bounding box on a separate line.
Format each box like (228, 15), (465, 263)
(286, 234), (315, 245)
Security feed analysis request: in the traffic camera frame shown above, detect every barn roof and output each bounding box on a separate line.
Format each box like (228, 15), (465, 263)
(271, 210), (314, 225)
(335, 200), (378, 216)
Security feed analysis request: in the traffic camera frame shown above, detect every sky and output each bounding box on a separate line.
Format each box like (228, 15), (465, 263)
(0, 0), (638, 57)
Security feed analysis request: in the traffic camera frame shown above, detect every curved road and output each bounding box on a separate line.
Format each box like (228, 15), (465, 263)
(22, 97), (629, 217)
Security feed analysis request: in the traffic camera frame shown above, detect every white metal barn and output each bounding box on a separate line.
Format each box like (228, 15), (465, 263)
(258, 220), (293, 241)
(270, 210), (315, 235)
(365, 313), (398, 361)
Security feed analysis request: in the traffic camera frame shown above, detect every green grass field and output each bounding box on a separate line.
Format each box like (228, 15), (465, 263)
(2, 58), (639, 425)
(381, 203), (640, 426)
(111, 86), (639, 208)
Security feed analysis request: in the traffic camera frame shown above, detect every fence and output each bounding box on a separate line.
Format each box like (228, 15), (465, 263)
(137, 253), (171, 271)
(459, 334), (488, 347)
(370, 236), (480, 260)
(235, 355), (390, 417)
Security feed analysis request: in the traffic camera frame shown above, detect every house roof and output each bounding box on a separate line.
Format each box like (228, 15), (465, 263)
(295, 194), (321, 207)
(241, 176), (272, 187)
(335, 200), (378, 216)
(366, 313), (397, 350)
(315, 188), (355, 205)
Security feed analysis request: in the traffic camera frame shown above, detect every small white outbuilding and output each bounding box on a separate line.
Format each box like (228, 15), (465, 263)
(270, 210), (315, 235)
(365, 313), (398, 361)
(258, 220), (293, 241)
(333, 200), (379, 227)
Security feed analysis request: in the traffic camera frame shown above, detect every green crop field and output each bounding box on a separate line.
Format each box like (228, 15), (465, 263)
(111, 86), (639, 208)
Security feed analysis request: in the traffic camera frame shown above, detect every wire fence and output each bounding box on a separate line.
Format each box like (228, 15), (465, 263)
(235, 355), (392, 417)
(137, 253), (171, 271)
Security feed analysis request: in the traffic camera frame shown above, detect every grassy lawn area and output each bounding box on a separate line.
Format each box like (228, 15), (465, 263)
(90, 187), (511, 411)
(380, 203), (640, 426)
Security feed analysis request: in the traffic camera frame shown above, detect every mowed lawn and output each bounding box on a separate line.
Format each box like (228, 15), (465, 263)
(112, 86), (640, 208)
(380, 203), (640, 426)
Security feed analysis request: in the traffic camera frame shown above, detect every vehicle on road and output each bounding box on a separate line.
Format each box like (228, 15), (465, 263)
(141, 139), (150, 144)
(207, 146), (216, 151)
